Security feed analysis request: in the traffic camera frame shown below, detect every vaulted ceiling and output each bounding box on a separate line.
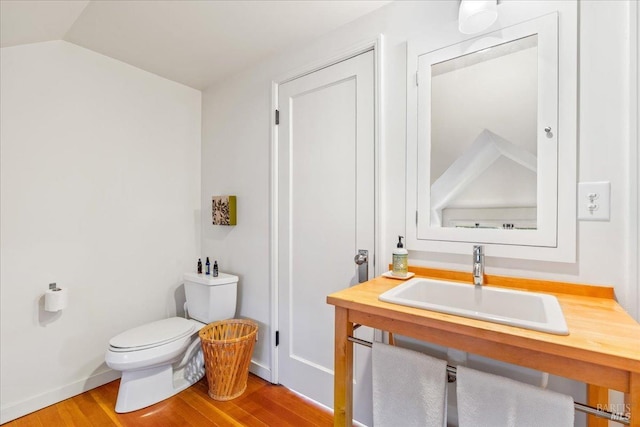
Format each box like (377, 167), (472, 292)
(1, 0), (390, 90)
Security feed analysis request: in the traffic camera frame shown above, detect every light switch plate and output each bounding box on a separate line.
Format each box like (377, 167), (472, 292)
(577, 182), (610, 221)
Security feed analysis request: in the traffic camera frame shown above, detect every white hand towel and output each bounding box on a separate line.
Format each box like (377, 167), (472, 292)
(457, 365), (574, 427)
(372, 342), (448, 427)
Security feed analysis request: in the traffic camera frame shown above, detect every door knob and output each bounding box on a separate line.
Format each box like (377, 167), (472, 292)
(354, 252), (368, 265)
(354, 250), (369, 283)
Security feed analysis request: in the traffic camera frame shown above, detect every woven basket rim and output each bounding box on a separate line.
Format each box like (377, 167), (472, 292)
(199, 319), (258, 344)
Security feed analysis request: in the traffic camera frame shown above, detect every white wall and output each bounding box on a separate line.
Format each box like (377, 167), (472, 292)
(201, 0), (637, 422)
(200, 68), (272, 377)
(0, 40), (201, 423)
(572, 0), (636, 314)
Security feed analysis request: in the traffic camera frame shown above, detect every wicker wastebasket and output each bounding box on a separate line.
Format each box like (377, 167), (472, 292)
(199, 319), (258, 401)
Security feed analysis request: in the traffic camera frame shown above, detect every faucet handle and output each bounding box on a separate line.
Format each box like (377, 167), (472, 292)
(472, 245), (484, 286)
(473, 245), (483, 258)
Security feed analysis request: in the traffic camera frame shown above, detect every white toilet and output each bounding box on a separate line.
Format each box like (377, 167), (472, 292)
(105, 272), (238, 413)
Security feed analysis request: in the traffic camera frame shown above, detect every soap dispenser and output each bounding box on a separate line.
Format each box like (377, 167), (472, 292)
(392, 236), (408, 277)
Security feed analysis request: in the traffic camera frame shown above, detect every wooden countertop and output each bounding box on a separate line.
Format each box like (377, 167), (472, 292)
(327, 267), (640, 384)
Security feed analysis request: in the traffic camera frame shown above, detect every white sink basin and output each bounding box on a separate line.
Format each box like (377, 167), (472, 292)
(379, 278), (568, 335)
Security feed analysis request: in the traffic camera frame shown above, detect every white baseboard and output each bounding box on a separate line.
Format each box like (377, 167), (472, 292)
(0, 369), (121, 424)
(1, 360), (271, 424)
(249, 359), (272, 383)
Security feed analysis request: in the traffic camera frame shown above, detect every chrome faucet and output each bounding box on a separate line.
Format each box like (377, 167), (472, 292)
(473, 245), (484, 286)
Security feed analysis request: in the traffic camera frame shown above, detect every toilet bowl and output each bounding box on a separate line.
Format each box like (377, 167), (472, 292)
(105, 317), (206, 413)
(105, 272), (238, 413)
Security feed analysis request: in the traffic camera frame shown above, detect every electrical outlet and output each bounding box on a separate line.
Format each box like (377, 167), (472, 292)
(577, 182), (610, 221)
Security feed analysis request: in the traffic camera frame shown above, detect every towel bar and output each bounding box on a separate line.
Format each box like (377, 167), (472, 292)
(348, 335), (630, 425)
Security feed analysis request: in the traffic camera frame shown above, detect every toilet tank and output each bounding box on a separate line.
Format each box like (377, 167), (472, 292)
(183, 272), (238, 323)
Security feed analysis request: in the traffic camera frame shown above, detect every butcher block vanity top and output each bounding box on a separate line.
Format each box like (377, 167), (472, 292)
(327, 266), (640, 426)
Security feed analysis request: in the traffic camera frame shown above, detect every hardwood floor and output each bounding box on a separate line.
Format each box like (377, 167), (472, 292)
(4, 374), (334, 426)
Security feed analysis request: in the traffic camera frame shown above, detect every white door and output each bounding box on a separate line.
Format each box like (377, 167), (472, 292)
(277, 50), (375, 425)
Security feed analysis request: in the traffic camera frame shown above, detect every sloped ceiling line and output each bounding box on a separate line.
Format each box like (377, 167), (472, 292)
(1, 0), (391, 90)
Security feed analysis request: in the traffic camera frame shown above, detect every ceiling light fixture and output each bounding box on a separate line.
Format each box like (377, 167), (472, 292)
(458, 0), (498, 35)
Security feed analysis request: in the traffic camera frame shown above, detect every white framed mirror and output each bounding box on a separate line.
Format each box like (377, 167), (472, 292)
(406, 11), (577, 262)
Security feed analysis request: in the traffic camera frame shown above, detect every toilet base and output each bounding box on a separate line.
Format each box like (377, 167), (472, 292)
(114, 344), (205, 413)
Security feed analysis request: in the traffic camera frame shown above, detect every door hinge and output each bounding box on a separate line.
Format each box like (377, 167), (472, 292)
(416, 210), (419, 225)
(275, 109), (280, 125)
(416, 71), (419, 87)
(275, 330), (279, 346)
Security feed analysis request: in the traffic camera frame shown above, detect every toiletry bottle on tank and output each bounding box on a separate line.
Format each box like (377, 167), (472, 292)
(392, 236), (408, 277)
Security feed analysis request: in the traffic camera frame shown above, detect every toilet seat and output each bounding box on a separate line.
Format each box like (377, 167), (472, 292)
(106, 318), (205, 372)
(109, 317), (196, 352)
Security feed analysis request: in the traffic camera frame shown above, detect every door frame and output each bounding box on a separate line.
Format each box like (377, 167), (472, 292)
(269, 35), (384, 384)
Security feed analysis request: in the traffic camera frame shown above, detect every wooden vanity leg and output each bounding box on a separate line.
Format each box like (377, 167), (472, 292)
(587, 384), (608, 427)
(334, 307), (353, 427)
(627, 372), (640, 427)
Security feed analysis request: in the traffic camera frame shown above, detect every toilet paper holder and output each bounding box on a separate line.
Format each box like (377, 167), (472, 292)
(45, 282), (67, 312)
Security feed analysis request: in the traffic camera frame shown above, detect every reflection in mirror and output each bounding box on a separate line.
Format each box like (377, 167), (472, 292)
(430, 35), (538, 230)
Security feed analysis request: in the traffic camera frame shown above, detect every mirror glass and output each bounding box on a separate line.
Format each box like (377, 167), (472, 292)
(430, 35), (538, 230)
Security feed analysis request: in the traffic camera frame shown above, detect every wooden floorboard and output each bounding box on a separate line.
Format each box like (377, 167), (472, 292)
(4, 375), (333, 426)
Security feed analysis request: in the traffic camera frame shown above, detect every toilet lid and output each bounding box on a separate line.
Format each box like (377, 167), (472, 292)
(109, 317), (196, 351)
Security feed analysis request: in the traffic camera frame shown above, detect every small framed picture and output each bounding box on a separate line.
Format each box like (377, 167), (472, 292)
(212, 195), (237, 225)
